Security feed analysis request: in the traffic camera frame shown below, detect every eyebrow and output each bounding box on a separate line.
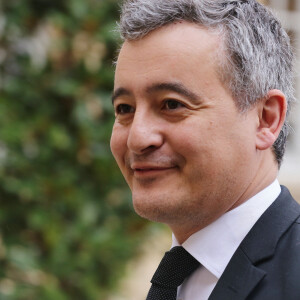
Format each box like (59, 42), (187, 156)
(111, 87), (132, 104)
(111, 82), (201, 104)
(146, 82), (200, 102)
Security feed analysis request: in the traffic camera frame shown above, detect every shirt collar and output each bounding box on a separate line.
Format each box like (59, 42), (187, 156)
(172, 180), (281, 278)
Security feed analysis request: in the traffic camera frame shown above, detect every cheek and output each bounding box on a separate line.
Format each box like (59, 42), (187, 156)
(173, 121), (237, 171)
(110, 125), (128, 164)
(170, 121), (214, 155)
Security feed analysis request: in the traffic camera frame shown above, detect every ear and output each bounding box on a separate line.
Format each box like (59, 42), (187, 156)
(256, 89), (287, 150)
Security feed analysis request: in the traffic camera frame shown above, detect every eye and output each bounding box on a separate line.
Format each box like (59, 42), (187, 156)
(164, 99), (185, 110)
(115, 104), (135, 115)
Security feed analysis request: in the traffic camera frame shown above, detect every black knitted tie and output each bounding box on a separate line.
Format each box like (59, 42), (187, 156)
(146, 246), (200, 300)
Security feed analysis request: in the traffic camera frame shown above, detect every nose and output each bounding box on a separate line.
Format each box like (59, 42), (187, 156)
(127, 110), (163, 154)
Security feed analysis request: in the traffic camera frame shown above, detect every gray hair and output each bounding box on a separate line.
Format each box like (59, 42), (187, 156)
(118, 0), (296, 166)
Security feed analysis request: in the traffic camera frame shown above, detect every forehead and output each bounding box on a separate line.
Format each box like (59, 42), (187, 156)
(114, 22), (225, 97)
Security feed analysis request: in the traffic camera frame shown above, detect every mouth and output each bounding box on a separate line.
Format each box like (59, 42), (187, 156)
(135, 167), (172, 171)
(132, 165), (177, 178)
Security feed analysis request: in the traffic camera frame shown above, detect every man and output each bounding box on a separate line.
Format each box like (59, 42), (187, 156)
(110, 0), (300, 299)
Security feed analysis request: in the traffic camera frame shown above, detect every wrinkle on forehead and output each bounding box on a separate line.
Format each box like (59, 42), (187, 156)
(114, 21), (229, 105)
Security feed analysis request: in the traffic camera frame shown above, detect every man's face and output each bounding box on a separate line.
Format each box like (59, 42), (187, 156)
(110, 22), (260, 232)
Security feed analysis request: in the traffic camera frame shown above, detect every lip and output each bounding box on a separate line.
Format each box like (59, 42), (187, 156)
(131, 164), (177, 178)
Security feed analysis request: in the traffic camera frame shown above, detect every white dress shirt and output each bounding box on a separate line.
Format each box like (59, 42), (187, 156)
(172, 180), (281, 300)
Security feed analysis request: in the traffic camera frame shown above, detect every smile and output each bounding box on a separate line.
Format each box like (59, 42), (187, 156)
(132, 166), (177, 178)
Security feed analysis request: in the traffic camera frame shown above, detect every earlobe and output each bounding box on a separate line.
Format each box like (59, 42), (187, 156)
(256, 89), (287, 151)
(256, 128), (277, 150)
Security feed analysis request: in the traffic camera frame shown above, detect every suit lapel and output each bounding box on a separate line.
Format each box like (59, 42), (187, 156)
(209, 186), (300, 300)
(208, 247), (266, 300)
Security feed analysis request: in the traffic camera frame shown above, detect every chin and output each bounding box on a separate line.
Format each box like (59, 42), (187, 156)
(132, 193), (191, 225)
(133, 193), (167, 220)
(133, 197), (163, 221)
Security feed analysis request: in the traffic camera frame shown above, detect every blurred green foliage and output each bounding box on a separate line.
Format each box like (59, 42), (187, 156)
(0, 0), (149, 299)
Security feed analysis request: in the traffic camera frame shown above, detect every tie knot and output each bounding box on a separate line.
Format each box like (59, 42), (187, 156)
(151, 246), (200, 289)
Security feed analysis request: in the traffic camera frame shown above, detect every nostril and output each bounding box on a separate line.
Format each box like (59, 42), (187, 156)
(127, 126), (163, 154)
(142, 145), (159, 152)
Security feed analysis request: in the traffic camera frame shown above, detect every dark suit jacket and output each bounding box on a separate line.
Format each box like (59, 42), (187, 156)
(209, 186), (300, 300)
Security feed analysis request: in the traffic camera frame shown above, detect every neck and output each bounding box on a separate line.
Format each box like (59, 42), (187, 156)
(171, 152), (279, 245)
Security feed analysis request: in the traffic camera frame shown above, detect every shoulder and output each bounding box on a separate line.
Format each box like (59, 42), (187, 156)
(249, 214), (300, 298)
(275, 214), (300, 260)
